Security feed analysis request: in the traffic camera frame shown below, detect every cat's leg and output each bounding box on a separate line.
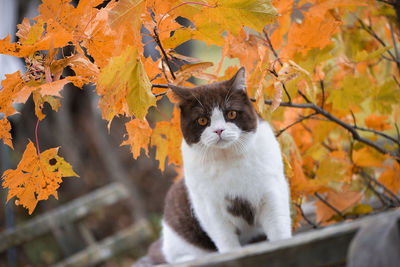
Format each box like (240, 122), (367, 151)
(161, 221), (209, 263)
(193, 203), (241, 253)
(259, 187), (292, 241)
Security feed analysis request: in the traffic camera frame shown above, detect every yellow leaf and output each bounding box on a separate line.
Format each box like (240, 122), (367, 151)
(195, 0), (278, 36)
(97, 45), (156, 121)
(316, 156), (351, 184)
(0, 118), (13, 149)
(1, 141), (78, 214)
(121, 118), (152, 159)
(353, 146), (386, 167)
(163, 28), (193, 49)
(354, 47), (392, 62)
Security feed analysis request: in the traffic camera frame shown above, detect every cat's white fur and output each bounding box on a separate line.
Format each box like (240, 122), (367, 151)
(161, 106), (292, 263)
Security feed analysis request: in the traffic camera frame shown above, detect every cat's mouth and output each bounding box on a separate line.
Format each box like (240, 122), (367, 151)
(212, 137), (234, 148)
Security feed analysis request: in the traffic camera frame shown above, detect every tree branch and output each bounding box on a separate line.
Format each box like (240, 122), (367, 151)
(153, 26), (176, 80)
(314, 192), (346, 219)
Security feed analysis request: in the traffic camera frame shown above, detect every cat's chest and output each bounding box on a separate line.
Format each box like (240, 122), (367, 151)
(184, 151), (268, 199)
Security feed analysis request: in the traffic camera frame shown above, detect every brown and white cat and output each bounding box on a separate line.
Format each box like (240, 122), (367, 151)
(136, 67), (291, 265)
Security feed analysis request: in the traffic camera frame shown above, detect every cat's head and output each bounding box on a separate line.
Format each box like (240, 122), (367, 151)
(169, 67), (258, 150)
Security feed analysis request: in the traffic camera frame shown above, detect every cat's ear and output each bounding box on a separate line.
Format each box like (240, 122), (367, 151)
(168, 84), (192, 102)
(230, 67), (246, 91)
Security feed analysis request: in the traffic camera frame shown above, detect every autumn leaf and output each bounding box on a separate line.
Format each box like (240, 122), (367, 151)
(353, 146), (387, 167)
(151, 108), (182, 172)
(1, 141), (78, 214)
(0, 118), (13, 149)
(0, 71), (25, 117)
(32, 91), (61, 120)
(379, 161), (400, 195)
(364, 114), (391, 131)
(315, 156), (351, 185)
(314, 185), (363, 225)
(174, 62), (214, 85)
(121, 118), (152, 159)
(97, 45), (156, 121)
(194, 0), (277, 38)
(0, 20), (72, 58)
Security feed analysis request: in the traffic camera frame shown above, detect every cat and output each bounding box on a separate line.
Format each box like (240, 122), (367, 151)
(135, 67), (292, 266)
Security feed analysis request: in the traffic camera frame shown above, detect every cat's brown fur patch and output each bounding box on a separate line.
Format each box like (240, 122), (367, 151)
(225, 196), (255, 225)
(164, 179), (217, 251)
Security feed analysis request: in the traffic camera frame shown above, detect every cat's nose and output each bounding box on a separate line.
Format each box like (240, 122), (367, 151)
(215, 129), (224, 136)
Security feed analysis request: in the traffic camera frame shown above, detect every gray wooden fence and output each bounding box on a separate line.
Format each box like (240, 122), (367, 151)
(0, 182), (152, 266)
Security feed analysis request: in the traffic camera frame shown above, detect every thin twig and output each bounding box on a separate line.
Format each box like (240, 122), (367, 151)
(153, 26), (176, 80)
(314, 192), (346, 219)
(363, 176), (393, 208)
(263, 29), (291, 103)
(319, 80), (325, 109)
(263, 28), (283, 67)
(394, 75), (400, 87)
(152, 83), (169, 89)
(276, 112), (317, 137)
(389, 22), (399, 60)
(354, 125), (400, 146)
(154, 92), (168, 98)
(350, 110), (357, 127)
(361, 170), (400, 205)
(357, 17), (400, 72)
(295, 203), (319, 228)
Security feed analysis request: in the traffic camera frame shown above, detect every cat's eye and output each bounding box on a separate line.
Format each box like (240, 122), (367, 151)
(197, 117), (208, 126)
(227, 110), (237, 120)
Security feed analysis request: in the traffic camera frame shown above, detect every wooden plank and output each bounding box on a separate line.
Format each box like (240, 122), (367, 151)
(53, 220), (152, 267)
(0, 183), (129, 252)
(161, 209), (400, 267)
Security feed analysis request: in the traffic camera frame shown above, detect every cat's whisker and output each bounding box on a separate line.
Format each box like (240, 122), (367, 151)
(190, 91), (206, 112)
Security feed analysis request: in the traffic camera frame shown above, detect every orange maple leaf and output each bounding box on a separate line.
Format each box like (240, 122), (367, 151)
(0, 71), (25, 117)
(379, 161), (400, 195)
(1, 141), (78, 214)
(151, 108), (182, 172)
(314, 185), (362, 225)
(2, 141), (79, 214)
(353, 146), (387, 167)
(121, 118), (152, 159)
(364, 114), (391, 131)
(0, 118), (13, 149)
